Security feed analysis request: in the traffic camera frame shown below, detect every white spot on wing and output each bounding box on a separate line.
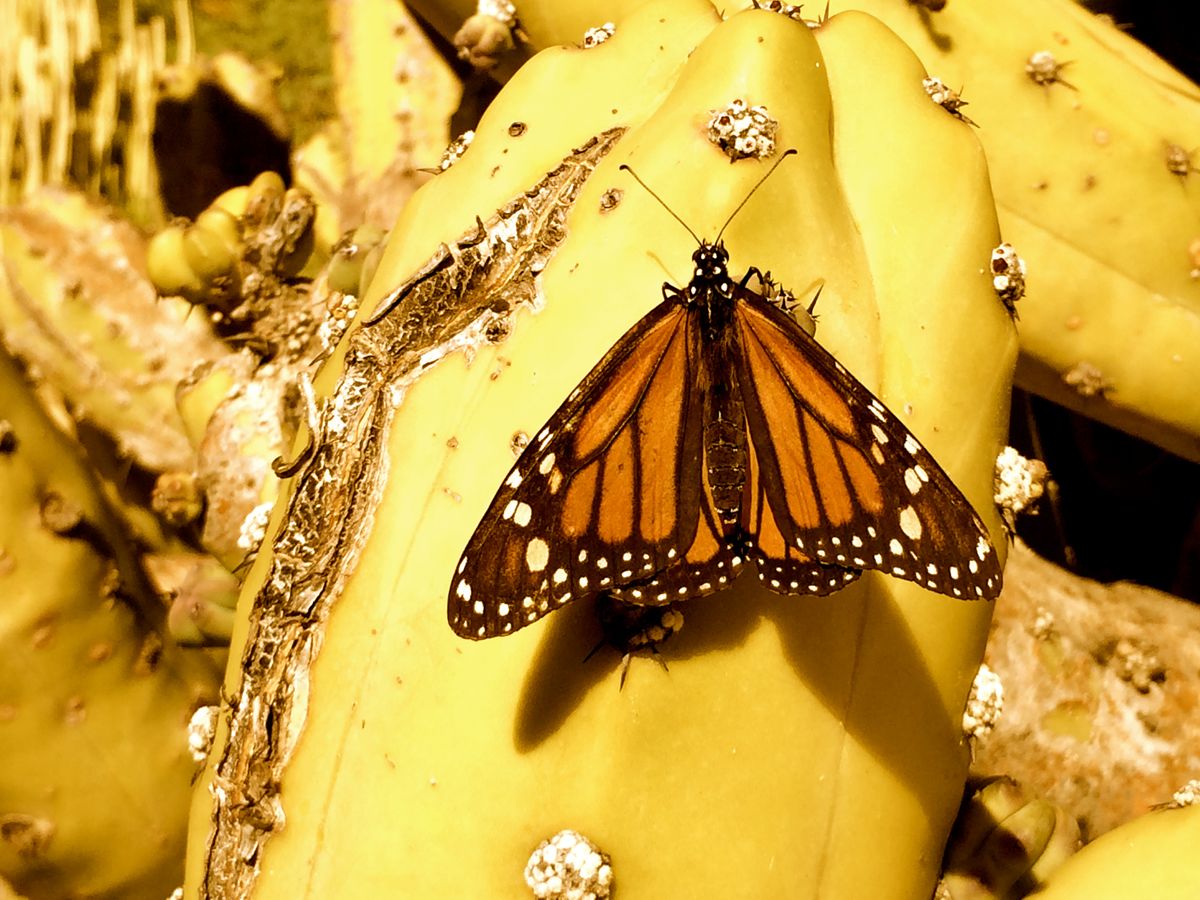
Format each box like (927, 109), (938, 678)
(899, 506), (922, 540)
(904, 468), (922, 495)
(513, 502), (533, 528)
(525, 538), (549, 572)
(538, 453), (556, 475)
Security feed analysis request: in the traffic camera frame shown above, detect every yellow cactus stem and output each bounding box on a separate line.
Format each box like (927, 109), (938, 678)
(1032, 801), (1200, 898)
(0, 188), (226, 476)
(292, 0), (459, 251)
(190, 4), (1014, 898)
(0, 346), (221, 898)
(809, 0), (1200, 462)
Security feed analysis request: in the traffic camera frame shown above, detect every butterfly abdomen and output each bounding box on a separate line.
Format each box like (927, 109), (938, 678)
(702, 329), (748, 524)
(704, 417), (746, 523)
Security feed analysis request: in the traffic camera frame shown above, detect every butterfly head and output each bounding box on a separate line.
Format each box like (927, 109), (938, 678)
(688, 240), (733, 299)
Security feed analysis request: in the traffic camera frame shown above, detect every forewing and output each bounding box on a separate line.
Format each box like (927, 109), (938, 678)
(732, 291), (1002, 600)
(450, 297), (706, 639)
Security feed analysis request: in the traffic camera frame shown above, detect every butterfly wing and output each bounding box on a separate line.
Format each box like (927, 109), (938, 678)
(606, 453), (747, 607)
(450, 294), (709, 639)
(731, 290), (1002, 600)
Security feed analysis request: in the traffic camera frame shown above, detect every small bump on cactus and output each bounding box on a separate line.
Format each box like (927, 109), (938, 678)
(962, 663), (1004, 743)
(993, 446), (1048, 532)
(989, 243), (1026, 317)
(705, 98), (779, 161)
(1024, 50), (1076, 91)
(923, 76), (978, 127)
(524, 830), (614, 900)
(581, 22), (616, 49)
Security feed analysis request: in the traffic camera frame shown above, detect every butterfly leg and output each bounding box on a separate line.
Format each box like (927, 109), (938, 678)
(583, 595), (682, 688)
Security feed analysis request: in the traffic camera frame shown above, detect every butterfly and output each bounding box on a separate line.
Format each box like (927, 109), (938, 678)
(448, 157), (1002, 640)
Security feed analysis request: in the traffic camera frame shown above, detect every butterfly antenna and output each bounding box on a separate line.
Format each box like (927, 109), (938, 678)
(618, 164), (702, 245)
(715, 148), (798, 242)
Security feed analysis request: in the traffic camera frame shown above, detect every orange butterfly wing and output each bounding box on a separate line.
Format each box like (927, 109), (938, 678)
(731, 289), (1002, 600)
(450, 296), (708, 638)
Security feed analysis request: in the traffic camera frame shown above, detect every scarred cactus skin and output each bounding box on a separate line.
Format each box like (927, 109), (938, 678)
(0, 347), (221, 899)
(189, 3), (1014, 898)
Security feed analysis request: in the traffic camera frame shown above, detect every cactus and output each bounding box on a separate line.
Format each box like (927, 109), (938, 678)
(0, 0), (195, 227)
(0, 189), (227, 476)
(0, 345), (221, 899)
(835, 0), (1200, 463)
(1030, 801), (1200, 898)
(408, 0), (1200, 463)
(940, 776), (1081, 899)
(290, 0), (461, 242)
(190, 4), (1014, 897)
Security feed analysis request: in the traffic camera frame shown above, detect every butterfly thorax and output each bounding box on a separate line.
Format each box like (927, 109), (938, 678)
(686, 241), (738, 340)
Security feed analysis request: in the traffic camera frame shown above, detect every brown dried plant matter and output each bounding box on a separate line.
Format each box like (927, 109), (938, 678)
(973, 541), (1200, 840)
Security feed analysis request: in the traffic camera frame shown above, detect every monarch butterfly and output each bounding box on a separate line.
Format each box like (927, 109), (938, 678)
(449, 155), (1002, 640)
